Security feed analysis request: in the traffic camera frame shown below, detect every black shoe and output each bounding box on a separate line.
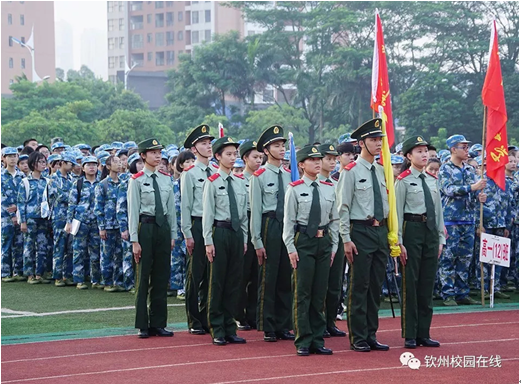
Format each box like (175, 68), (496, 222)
(237, 320), (251, 331)
(213, 337), (227, 346)
(327, 326), (346, 337)
(149, 327), (174, 337)
(276, 331), (295, 340)
(225, 335), (246, 344)
(264, 332), (277, 342)
(367, 339), (389, 351)
(189, 328), (206, 335)
(404, 338), (417, 349)
(323, 329), (331, 338)
(416, 337), (440, 347)
(248, 321), (257, 330)
(203, 326), (211, 333)
(297, 347), (310, 356)
(138, 329), (149, 338)
(310, 346), (333, 355)
(351, 341), (371, 352)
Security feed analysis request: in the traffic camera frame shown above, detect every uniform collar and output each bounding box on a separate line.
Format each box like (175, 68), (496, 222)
(243, 170), (252, 179)
(318, 173), (331, 182)
(218, 168), (232, 180)
(357, 156), (375, 170)
(143, 167), (157, 177)
(265, 162), (282, 173)
(303, 175), (319, 186)
(409, 166), (425, 179)
(195, 159), (210, 171)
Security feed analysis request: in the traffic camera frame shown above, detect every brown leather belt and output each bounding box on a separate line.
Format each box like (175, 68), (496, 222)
(404, 213), (428, 222)
(140, 215), (156, 224)
(214, 220), (233, 230)
(351, 218), (387, 227)
(295, 224), (329, 238)
(262, 211), (277, 218)
(191, 216), (202, 221)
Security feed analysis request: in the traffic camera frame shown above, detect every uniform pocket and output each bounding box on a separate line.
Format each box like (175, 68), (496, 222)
(407, 185), (423, 206)
(354, 182), (372, 205)
(297, 196), (312, 217)
(141, 186), (155, 207)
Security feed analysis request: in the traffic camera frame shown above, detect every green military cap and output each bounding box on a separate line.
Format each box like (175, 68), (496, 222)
(402, 135), (429, 155)
(239, 139), (258, 158)
(317, 143), (339, 156)
(137, 138), (164, 153)
(256, 125), (287, 152)
(297, 145), (324, 163)
(351, 118), (386, 141)
(212, 136), (240, 154)
(183, 124), (215, 149)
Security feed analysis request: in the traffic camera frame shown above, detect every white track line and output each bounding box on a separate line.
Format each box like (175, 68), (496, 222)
(1, 309), (38, 316)
(3, 320), (518, 362)
(1, 304), (184, 318)
(2, 338), (518, 382)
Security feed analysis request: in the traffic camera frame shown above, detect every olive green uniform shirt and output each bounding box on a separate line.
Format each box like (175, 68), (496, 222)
(395, 167), (446, 245)
(283, 176), (340, 254)
(128, 167), (177, 243)
(336, 157), (390, 243)
(202, 169), (249, 246)
(243, 170), (252, 211)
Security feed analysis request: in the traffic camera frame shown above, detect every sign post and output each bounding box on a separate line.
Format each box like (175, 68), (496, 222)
(479, 233), (511, 308)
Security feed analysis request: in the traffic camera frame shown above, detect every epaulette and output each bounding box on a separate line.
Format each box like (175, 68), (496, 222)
(211, 163), (219, 169)
(283, 167), (291, 173)
(185, 164), (195, 171)
(426, 171), (438, 179)
(320, 180), (334, 186)
(344, 162), (356, 171)
(234, 173), (244, 179)
(397, 170), (411, 180)
(131, 171), (144, 179)
(208, 173), (220, 182)
(289, 179), (305, 187)
(253, 168), (266, 177)
(159, 170), (171, 177)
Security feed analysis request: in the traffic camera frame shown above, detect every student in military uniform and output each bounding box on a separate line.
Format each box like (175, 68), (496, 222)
(250, 125), (294, 342)
(317, 143), (346, 338)
(202, 137), (248, 346)
(128, 138), (177, 338)
(181, 125), (217, 335)
(336, 118), (390, 352)
(284, 145), (340, 356)
(236, 140), (263, 331)
(395, 136), (445, 349)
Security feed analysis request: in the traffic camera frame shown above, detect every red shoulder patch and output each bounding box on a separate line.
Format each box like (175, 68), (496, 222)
(426, 171), (438, 179)
(234, 173), (244, 179)
(344, 161), (356, 171)
(131, 171), (144, 179)
(320, 180), (333, 186)
(283, 167), (291, 173)
(208, 173), (220, 182)
(289, 179), (305, 187)
(253, 168), (266, 177)
(185, 164), (195, 172)
(159, 170), (171, 177)
(397, 170), (412, 180)
(211, 163), (219, 169)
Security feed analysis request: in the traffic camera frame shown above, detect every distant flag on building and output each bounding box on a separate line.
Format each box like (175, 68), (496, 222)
(218, 122), (225, 138)
(371, 9), (395, 148)
(482, 19), (508, 190)
(288, 132), (299, 182)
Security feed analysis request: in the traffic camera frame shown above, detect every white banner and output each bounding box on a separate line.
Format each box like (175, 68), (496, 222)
(479, 232), (511, 268)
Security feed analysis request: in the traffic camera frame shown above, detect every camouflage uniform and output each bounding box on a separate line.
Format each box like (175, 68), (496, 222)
(48, 169), (73, 280)
(170, 178), (186, 291)
(438, 161), (479, 300)
(95, 177), (123, 287)
(506, 175), (519, 286)
(17, 174), (50, 277)
(1, 168), (25, 277)
(68, 178), (101, 284)
(116, 179), (134, 290)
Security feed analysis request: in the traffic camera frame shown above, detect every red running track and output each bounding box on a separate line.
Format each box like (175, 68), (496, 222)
(2, 310), (519, 384)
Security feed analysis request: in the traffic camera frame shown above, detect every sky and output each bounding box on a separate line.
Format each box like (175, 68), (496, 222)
(54, 1), (107, 79)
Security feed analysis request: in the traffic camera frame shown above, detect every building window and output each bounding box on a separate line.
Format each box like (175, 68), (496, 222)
(147, 52), (152, 61)
(155, 32), (164, 47)
(108, 56), (115, 69)
(155, 13), (164, 28)
(9, 58), (13, 68)
(21, 58), (25, 69)
(155, 51), (165, 66)
(9, 36), (13, 47)
(205, 10), (211, 23)
(147, 33), (153, 43)
(155, 1), (163, 8)
(119, 2), (124, 11)
(147, 14), (151, 24)
(191, 30), (199, 44)
(109, 75), (116, 84)
(131, 53), (144, 67)
(8, 14), (12, 25)
(20, 14), (24, 25)
(247, 30), (255, 36)
(166, 51), (174, 66)
(108, 2), (114, 12)
(178, 11), (183, 21)
(108, 19), (115, 31)
(177, 31), (183, 41)
(192, 11), (199, 24)
(166, 12), (174, 27)
(10, 79), (14, 85)
(119, 18), (124, 30)
(166, 31), (174, 46)
(108, 38), (115, 50)
(130, 1), (143, 11)
(120, 56), (125, 68)
(166, 1), (173, 6)
(204, 29), (211, 42)
(263, 88), (274, 102)
(131, 34), (144, 49)
(119, 37), (124, 49)
(130, 15), (143, 30)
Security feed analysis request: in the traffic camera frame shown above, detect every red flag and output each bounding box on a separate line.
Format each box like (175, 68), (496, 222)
(218, 122), (224, 138)
(371, 10), (395, 147)
(482, 20), (508, 190)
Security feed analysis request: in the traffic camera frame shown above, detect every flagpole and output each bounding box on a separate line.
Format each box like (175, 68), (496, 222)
(479, 106), (486, 307)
